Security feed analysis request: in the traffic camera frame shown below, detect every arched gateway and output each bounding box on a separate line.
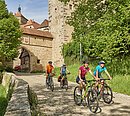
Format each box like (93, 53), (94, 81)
(19, 48), (30, 72)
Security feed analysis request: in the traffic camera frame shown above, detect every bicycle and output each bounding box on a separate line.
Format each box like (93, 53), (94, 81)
(46, 74), (54, 92)
(74, 79), (99, 113)
(60, 72), (70, 91)
(93, 78), (113, 104)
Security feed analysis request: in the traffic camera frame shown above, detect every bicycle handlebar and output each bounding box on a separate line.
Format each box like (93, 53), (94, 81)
(87, 79), (96, 83)
(86, 78), (110, 83)
(99, 78), (110, 81)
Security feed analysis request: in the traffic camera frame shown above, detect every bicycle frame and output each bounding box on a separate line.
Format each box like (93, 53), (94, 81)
(96, 78), (110, 95)
(81, 79), (97, 99)
(46, 74), (54, 91)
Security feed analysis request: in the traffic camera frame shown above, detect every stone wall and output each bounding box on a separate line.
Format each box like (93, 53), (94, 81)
(2, 72), (38, 116)
(13, 34), (53, 72)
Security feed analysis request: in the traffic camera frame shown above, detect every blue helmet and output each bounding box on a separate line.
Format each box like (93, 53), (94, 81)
(99, 61), (105, 64)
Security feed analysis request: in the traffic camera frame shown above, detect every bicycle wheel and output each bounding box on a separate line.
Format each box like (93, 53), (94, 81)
(102, 85), (113, 104)
(87, 88), (99, 113)
(50, 77), (54, 92)
(74, 86), (82, 105)
(64, 79), (68, 91)
(46, 78), (49, 89)
(60, 80), (63, 88)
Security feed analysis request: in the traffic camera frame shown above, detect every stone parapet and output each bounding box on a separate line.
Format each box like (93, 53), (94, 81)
(2, 73), (37, 116)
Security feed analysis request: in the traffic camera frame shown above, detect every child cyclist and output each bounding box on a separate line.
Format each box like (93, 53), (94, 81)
(76, 60), (96, 95)
(60, 64), (70, 81)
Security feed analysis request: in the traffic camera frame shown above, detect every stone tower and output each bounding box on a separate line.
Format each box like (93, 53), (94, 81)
(48, 0), (76, 66)
(14, 6), (28, 25)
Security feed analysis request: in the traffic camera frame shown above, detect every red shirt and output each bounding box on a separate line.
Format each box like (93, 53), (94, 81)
(79, 66), (90, 78)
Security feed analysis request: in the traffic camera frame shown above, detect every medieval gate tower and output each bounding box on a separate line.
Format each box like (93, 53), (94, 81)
(48, 0), (77, 66)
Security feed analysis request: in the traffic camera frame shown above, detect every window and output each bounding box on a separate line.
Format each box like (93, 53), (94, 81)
(55, 8), (57, 11)
(69, 4), (72, 10)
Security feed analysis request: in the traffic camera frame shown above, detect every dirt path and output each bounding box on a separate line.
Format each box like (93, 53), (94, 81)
(15, 73), (130, 116)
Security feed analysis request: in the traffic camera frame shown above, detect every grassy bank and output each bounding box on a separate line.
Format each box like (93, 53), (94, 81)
(0, 85), (8, 116)
(55, 64), (130, 96)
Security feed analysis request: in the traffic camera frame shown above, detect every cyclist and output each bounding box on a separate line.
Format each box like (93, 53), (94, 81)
(46, 61), (55, 83)
(93, 61), (112, 92)
(60, 64), (70, 82)
(76, 60), (96, 95)
(94, 61), (112, 80)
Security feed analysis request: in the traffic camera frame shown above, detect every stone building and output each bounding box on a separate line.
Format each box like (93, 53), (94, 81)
(13, 8), (53, 72)
(13, 0), (77, 71)
(14, 6), (28, 25)
(48, 0), (77, 66)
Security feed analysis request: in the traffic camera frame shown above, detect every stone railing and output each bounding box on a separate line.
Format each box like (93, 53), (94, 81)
(2, 72), (39, 116)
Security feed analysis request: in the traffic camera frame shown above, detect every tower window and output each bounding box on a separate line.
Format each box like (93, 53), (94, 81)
(69, 4), (72, 10)
(55, 8), (57, 11)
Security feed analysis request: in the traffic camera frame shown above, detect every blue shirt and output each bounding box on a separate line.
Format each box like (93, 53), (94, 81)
(94, 65), (107, 77)
(61, 66), (66, 74)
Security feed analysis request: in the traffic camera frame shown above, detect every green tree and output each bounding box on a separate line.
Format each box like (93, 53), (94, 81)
(0, 0), (21, 66)
(60, 0), (130, 61)
(59, 0), (130, 75)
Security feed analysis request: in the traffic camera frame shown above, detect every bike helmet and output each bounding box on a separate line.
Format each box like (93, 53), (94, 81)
(83, 60), (89, 64)
(99, 61), (105, 64)
(48, 61), (52, 64)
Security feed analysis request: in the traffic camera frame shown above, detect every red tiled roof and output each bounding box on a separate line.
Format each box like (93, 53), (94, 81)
(14, 12), (28, 21)
(21, 27), (53, 39)
(40, 19), (49, 28)
(22, 19), (41, 29)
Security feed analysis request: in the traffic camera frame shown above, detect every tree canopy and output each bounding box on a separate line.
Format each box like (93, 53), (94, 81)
(60, 0), (130, 62)
(0, 0), (21, 65)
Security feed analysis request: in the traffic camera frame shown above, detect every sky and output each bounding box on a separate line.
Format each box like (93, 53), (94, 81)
(5, 0), (48, 24)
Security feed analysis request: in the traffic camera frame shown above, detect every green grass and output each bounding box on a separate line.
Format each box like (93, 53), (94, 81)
(0, 85), (8, 116)
(109, 75), (130, 95)
(55, 64), (130, 96)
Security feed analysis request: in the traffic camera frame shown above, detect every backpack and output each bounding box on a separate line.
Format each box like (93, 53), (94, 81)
(58, 75), (62, 82)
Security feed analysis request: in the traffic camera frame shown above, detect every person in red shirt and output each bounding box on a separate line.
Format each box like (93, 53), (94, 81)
(46, 61), (54, 83)
(76, 60), (96, 95)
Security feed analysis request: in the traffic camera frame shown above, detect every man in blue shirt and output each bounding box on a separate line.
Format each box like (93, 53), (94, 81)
(94, 61), (112, 80)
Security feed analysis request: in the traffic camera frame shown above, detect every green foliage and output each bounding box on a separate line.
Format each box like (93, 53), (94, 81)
(0, 0), (21, 65)
(60, 0), (130, 75)
(83, 0), (130, 60)
(0, 85), (8, 116)
(0, 0), (8, 19)
(62, 41), (80, 60)
(5, 67), (13, 72)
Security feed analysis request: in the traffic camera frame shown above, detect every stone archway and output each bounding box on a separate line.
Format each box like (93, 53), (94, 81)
(19, 48), (30, 72)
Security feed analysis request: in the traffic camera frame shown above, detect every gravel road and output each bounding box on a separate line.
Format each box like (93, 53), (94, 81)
(15, 73), (130, 116)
